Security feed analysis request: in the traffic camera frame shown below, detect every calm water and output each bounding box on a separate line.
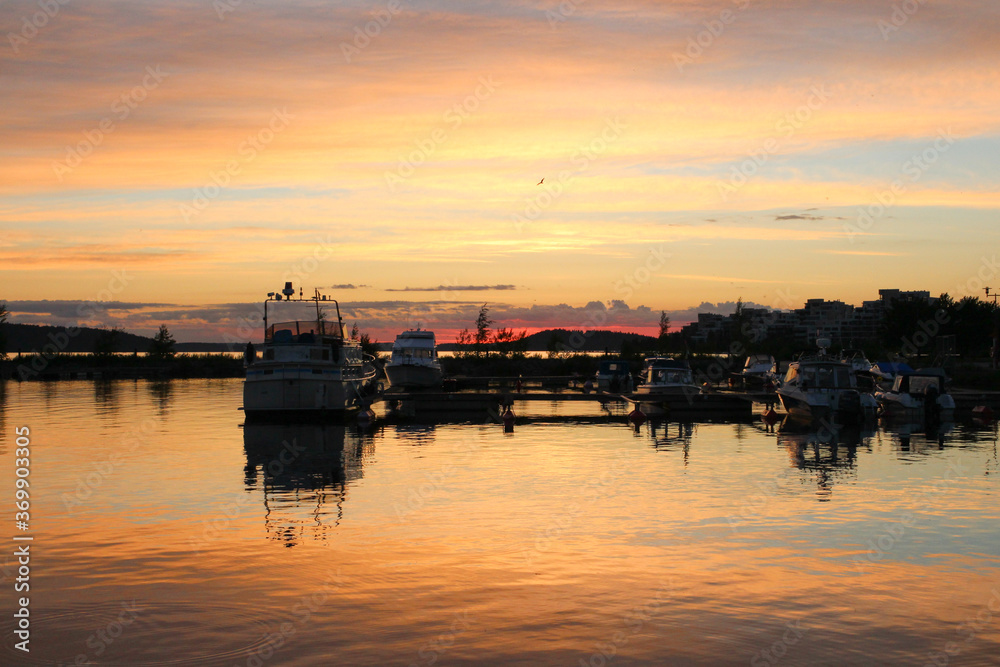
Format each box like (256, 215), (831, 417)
(1, 379), (999, 666)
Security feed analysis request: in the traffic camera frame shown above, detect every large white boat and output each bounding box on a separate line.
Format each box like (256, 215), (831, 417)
(776, 339), (876, 423)
(384, 329), (443, 389)
(243, 282), (378, 419)
(875, 369), (955, 422)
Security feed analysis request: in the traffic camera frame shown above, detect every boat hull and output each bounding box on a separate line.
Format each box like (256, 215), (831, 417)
(385, 363), (443, 389)
(243, 369), (373, 418)
(778, 389), (876, 423)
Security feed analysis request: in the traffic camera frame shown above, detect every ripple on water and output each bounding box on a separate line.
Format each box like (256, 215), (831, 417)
(1, 599), (295, 666)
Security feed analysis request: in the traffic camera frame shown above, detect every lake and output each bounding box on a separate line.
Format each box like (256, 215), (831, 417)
(1, 378), (999, 666)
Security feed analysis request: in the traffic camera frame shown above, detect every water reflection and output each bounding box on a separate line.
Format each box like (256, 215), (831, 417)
(643, 419), (694, 461)
(0, 381), (6, 455)
(148, 379), (173, 415)
(93, 379), (118, 414)
(879, 418), (954, 455)
(775, 418), (872, 499)
(242, 422), (369, 547)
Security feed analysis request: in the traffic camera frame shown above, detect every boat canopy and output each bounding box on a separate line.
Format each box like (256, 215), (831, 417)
(872, 361), (913, 376)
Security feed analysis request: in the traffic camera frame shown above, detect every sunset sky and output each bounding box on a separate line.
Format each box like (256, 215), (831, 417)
(2, 0), (999, 342)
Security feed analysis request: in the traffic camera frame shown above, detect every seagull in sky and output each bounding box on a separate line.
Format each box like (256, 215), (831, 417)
(537, 178), (544, 185)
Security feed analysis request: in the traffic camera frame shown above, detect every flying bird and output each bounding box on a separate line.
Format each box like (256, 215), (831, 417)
(537, 178), (544, 185)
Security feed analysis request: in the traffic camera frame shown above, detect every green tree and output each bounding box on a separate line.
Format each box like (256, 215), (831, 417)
(148, 324), (176, 360)
(93, 326), (123, 360)
(658, 311), (671, 352)
(474, 304), (493, 357)
(493, 327), (527, 358)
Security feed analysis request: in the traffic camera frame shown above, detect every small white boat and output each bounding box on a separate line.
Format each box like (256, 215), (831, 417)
(875, 369), (955, 421)
(595, 359), (632, 392)
(385, 329), (443, 389)
(243, 282), (378, 418)
(776, 339), (876, 423)
(735, 354), (777, 389)
(632, 357), (748, 415)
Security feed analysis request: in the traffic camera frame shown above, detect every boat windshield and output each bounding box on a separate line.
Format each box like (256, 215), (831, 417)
(650, 369), (693, 384)
(266, 320), (344, 343)
(798, 364), (852, 389)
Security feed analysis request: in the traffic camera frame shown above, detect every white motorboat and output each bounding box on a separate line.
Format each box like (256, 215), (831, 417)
(632, 358), (748, 415)
(735, 354), (777, 389)
(875, 369), (955, 422)
(776, 340), (876, 423)
(385, 329), (443, 389)
(243, 282), (378, 418)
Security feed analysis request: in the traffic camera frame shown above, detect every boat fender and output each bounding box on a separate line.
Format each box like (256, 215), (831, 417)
(502, 406), (515, 432)
(628, 407), (647, 426)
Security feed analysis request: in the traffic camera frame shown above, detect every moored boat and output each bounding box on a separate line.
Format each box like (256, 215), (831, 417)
(243, 282), (378, 419)
(776, 340), (876, 423)
(385, 329), (443, 389)
(875, 368), (955, 422)
(633, 357), (748, 415)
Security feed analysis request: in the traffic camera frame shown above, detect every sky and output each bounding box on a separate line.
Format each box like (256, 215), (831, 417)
(2, 0), (999, 343)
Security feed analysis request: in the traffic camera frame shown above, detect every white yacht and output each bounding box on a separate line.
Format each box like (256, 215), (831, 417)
(385, 329), (443, 389)
(875, 369), (955, 421)
(776, 339), (876, 422)
(243, 282), (378, 418)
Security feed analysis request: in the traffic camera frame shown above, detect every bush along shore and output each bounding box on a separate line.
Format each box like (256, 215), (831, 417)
(1, 353), (246, 381)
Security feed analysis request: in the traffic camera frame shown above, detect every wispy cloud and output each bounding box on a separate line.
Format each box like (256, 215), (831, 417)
(385, 285), (517, 292)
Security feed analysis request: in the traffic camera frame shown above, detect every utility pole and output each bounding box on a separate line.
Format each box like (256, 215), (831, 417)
(985, 287), (999, 304)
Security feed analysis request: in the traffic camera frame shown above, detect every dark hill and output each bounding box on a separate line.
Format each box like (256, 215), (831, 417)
(3, 323), (154, 354)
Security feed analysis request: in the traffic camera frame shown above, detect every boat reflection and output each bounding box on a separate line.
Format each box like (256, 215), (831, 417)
(242, 422), (371, 547)
(879, 418), (955, 455)
(775, 417), (875, 499)
(643, 419), (695, 461)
